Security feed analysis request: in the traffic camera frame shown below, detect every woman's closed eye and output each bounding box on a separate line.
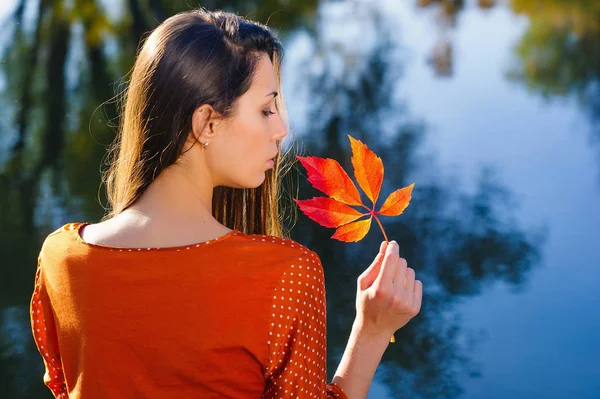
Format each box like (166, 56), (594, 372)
(262, 108), (276, 117)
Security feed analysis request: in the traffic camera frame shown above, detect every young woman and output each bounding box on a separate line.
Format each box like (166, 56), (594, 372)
(30, 8), (422, 399)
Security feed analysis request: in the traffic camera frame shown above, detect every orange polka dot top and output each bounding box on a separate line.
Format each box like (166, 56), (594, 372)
(30, 222), (348, 399)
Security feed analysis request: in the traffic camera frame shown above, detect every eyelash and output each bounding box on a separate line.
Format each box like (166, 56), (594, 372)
(262, 110), (276, 117)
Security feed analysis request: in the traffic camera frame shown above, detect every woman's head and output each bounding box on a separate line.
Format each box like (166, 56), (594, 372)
(103, 8), (293, 236)
(189, 53), (287, 188)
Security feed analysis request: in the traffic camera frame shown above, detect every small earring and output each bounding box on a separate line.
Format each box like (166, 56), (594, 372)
(202, 141), (209, 148)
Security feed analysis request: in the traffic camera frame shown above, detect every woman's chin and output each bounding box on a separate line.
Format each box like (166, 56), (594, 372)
(245, 174), (266, 189)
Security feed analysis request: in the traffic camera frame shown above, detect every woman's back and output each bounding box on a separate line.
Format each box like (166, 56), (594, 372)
(32, 222), (347, 398)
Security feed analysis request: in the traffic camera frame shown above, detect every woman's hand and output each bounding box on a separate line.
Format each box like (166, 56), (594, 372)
(355, 240), (422, 337)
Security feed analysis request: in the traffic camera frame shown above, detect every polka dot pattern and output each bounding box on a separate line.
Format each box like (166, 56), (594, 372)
(262, 249), (348, 399)
(29, 223), (348, 398)
(30, 256), (69, 398)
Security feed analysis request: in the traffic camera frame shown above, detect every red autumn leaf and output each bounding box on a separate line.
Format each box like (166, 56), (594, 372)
(294, 134), (415, 344)
(293, 197), (367, 228)
(349, 135), (384, 205)
(294, 134), (415, 243)
(378, 183), (415, 216)
(331, 217), (372, 242)
(295, 156), (363, 206)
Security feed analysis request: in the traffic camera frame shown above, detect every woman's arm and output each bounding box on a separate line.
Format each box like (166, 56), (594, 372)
(262, 249), (349, 398)
(263, 240), (420, 399)
(30, 255), (69, 399)
(333, 240), (422, 399)
(331, 319), (392, 399)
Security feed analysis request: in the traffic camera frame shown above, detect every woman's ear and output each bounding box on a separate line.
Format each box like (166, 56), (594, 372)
(190, 104), (220, 144)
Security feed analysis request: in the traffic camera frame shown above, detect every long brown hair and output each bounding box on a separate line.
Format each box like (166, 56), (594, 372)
(100, 8), (299, 238)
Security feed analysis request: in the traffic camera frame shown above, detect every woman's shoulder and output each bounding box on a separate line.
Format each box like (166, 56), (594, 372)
(37, 222), (323, 270)
(238, 232), (324, 275)
(41, 221), (86, 244)
(36, 222), (88, 273)
(240, 231), (318, 257)
(38, 221), (85, 251)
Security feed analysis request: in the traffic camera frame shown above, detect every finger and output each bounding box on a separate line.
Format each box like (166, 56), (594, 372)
(403, 268), (415, 302)
(392, 252), (401, 285)
(363, 241), (387, 279)
(393, 258), (407, 295)
(358, 241), (388, 290)
(374, 240), (398, 292)
(413, 280), (423, 314)
(381, 240), (387, 251)
(393, 257), (408, 288)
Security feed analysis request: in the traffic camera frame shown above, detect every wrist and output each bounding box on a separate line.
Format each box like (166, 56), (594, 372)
(351, 317), (393, 347)
(331, 317), (391, 398)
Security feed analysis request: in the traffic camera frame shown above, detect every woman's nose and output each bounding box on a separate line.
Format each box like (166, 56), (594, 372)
(273, 116), (288, 141)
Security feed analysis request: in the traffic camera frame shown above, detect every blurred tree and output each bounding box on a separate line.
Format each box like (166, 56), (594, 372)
(415, 0), (497, 77)
(286, 3), (543, 398)
(0, 1), (543, 397)
(507, 0), (600, 178)
(508, 0), (600, 114)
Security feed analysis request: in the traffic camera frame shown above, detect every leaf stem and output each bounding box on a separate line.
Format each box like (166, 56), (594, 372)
(372, 214), (389, 243)
(360, 203), (389, 243)
(359, 203), (372, 213)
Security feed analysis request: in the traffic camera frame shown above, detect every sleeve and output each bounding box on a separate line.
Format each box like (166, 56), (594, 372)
(263, 248), (348, 399)
(30, 254), (69, 398)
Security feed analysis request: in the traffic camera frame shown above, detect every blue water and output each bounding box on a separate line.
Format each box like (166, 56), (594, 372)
(1, 0), (599, 398)
(281, 1), (600, 397)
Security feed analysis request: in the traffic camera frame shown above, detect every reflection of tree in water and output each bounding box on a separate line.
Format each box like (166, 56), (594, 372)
(0, 307), (51, 398)
(417, 0), (600, 181)
(285, 3), (543, 398)
(415, 0), (497, 77)
(506, 0), (600, 181)
(0, 0), (317, 397)
(0, 0), (546, 397)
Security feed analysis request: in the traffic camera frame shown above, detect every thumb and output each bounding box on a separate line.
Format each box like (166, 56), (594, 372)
(358, 241), (388, 291)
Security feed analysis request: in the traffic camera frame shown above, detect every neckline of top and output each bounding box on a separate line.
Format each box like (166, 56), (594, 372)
(71, 222), (243, 252)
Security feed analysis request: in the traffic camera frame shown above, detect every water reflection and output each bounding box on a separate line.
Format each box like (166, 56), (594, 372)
(0, 1), (319, 396)
(415, 0), (498, 77)
(0, 306), (49, 398)
(506, 0), (600, 182)
(0, 1), (546, 398)
(284, 3), (543, 398)
(417, 0), (600, 184)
